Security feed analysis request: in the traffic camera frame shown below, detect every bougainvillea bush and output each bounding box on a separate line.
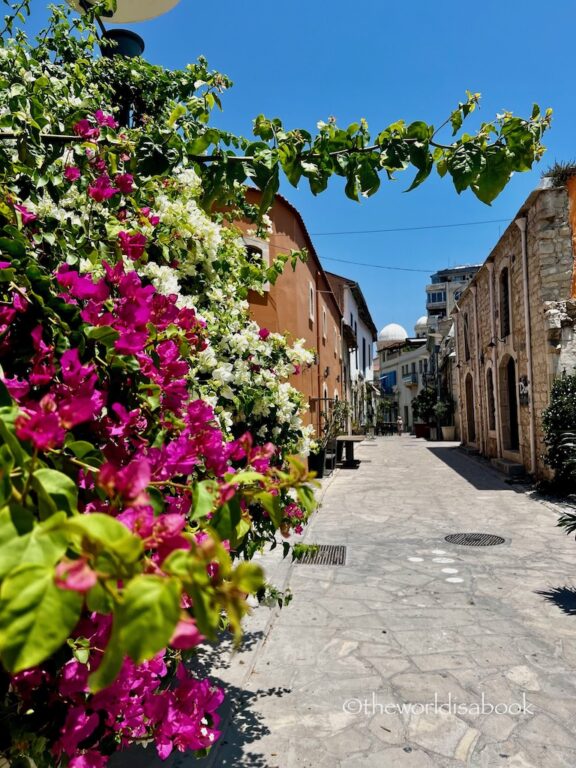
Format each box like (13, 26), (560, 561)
(0, 1), (550, 765)
(0, 10), (318, 768)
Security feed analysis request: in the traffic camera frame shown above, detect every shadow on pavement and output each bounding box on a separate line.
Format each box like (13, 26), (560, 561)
(196, 686), (290, 767)
(109, 631), (287, 768)
(536, 586), (576, 615)
(426, 446), (509, 491)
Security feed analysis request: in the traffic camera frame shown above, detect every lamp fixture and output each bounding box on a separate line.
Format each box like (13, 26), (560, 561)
(487, 336), (507, 348)
(69, 0), (182, 58)
(324, 367), (330, 378)
(69, 0), (181, 24)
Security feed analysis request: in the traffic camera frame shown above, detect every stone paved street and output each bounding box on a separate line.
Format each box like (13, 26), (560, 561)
(129, 437), (576, 768)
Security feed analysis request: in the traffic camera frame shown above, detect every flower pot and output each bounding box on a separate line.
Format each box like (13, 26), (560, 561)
(308, 450), (325, 478)
(414, 423), (430, 439)
(441, 426), (456, 441)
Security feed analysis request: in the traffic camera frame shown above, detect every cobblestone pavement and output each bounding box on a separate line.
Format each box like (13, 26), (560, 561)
(123, 437), (576, 768)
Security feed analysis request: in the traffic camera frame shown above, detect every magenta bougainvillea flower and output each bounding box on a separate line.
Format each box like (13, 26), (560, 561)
(118, 230), (147, 260)
(64, 166), (81, 182)
(14, 203), (37, 225)
(15, 400), (66, 451)
(94, 109), (118, 129)
(114, 173), (134, 195)
(88, 175), (118, 202)
(73, 119), (100, 140)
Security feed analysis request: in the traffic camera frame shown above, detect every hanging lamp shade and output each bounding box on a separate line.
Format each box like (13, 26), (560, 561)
(69, 0), (181, 24)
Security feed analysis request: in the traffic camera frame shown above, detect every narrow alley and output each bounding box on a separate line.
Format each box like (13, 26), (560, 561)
(198, 437), (576, 768)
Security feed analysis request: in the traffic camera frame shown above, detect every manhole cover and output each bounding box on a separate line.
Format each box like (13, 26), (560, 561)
(445, 533), (505, 547)
(296, 544), (347, 565)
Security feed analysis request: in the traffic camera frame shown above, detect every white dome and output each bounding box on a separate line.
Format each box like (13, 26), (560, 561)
(415, 316), (428, 333)
(378, 322), (408, 342)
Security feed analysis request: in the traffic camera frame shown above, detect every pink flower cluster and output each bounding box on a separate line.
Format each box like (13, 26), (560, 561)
(13, 336), (104, 451)
(12, 614), (223, 768)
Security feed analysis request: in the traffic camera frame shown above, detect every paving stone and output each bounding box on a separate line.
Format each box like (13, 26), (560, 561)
(407, 711), (480, 760)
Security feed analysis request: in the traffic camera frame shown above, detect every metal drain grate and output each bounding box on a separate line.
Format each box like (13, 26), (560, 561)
(296, 544), (347, 565)
(445, 533), (505, 547)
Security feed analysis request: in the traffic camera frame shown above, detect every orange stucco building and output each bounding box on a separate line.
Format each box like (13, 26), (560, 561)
(235, 190), (343, 436)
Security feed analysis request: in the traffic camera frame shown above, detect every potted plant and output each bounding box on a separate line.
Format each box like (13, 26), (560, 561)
(308, 400), (348, 477)
(411, 388), (437, 439)
(433, 399), (456, 440)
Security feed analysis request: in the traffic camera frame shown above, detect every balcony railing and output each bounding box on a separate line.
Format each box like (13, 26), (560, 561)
(402, 372), (418, 386)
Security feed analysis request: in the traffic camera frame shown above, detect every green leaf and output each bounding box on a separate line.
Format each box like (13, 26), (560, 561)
(191, 480), (218, 520)
(0, 237), (25, 259)
(0, 564), (83, 672)
(32, 468), (78, 518)
(0, 508), (68, 580)
(65, 514), (143, 565)
(0, 443), (13, 506)
(85, 326), (120, 348)
(0, 407), (29, 468)
(0, 380), (14, 408)
(472, 148), (512, 204)
(256, 492), (283, 528)
(232, 562), (264, 594)
(118, 575), (181, 663)
(65, 440), (99, 461)
(168, 104), (187, 127)
(211, 498), (241, 542)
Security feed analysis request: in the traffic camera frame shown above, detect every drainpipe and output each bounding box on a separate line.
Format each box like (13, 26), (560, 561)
(315, 271), (322, 437)
(471, 285), (484, 452)
(487, 263), (502, 456)
(453, 310), (462, 440)
(515, 216), (537, 476)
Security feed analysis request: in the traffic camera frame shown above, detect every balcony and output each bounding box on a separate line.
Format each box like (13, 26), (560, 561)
(402, 372), (419, 387)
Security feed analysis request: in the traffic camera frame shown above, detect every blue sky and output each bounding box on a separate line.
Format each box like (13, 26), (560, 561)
(25, 1), (576, 335)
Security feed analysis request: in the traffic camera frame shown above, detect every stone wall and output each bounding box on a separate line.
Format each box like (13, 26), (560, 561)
(454, 182), (576, 478)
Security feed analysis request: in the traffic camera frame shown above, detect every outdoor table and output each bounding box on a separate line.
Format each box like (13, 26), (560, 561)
(336, 435), (366, 467)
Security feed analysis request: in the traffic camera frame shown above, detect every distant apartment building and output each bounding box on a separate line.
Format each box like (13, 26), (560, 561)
(376, 319), (430, 430)
(326, 272), (378, 428)
(235, 190), (343, 437)
(426, 265), (481, 326)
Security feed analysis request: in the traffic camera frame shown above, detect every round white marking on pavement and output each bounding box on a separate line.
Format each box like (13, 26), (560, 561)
(445, 577), (464, 583)
(432, 550), (447, 555)
(433, 557), (455, 564)
(407, 557), (424, 562)
(442, 568), (459, 574)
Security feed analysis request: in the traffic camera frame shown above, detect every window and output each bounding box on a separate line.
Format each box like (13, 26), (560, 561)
(423, 359), (428, 373)
(427, 290), (447, 304)
(362, 337), (366, 372)
(487, 368), (496, 431)
(308, 282), (315, 322)
(500, 267), (511, 337)
(243, 236), (270, 291)
(334, 325), (338, 357)
(463, 312), (471, 361)
(419, 360), (423, 373)
(322, 307), (327, 341)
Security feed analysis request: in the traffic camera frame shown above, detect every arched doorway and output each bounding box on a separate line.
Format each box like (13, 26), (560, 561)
(499, 356), (519, 451)
(465, 373), (476, 443)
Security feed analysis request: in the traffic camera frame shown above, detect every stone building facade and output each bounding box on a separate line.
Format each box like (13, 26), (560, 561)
(453, 177), (576, 478)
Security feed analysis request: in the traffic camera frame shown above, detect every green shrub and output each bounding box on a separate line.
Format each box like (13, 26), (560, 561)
(542, 374), (576, 492)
